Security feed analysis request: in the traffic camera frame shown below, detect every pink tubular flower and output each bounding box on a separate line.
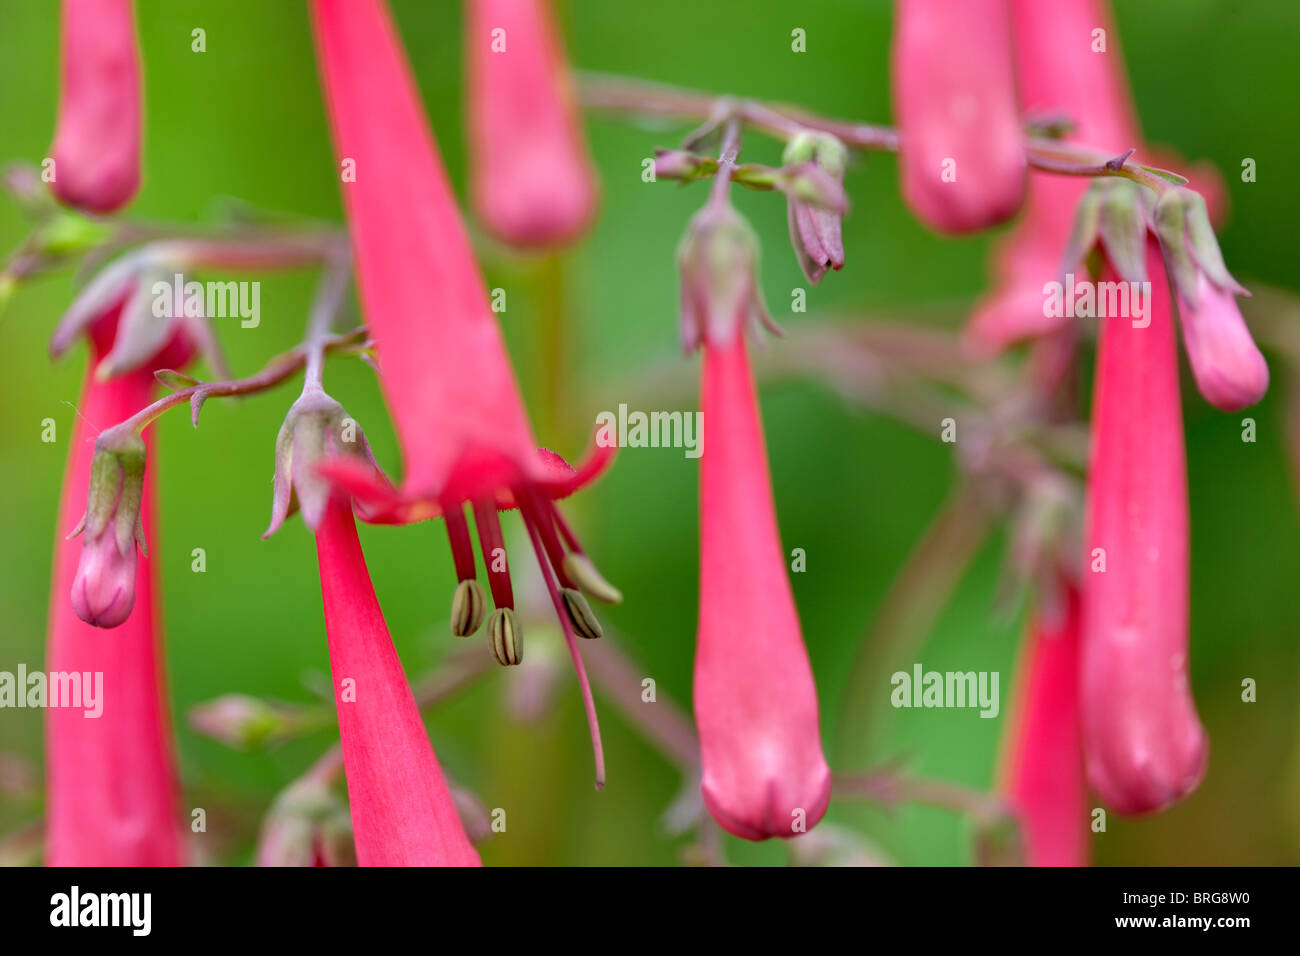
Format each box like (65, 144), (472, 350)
(1082, 248), (1208, 815)
(891, 0), (1026, 234)
(309, 0), (616, 784)
(48, 0), (141, 213)
(967, 0), (1138, 353)
(314, 496), (481, 867)
(999, 586), (1086, 867)
(45, 306), (185, 865)
(681, 204), (831, 840)
(466, 0), (598, 247)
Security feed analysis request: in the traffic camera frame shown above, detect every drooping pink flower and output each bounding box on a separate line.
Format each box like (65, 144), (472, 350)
(309, 0), (616, 784)
(1081, 248), (1208, 815)
(680, 204), (830, 840)
(891, 0), (1026, 234)
(1153, 187), (1267, 412)
(314, 495), (481, 867)
(999, 585), (1086, 867)
(48, 0), (142, 213)
(466, 0), (598, 247)
(1174, 272), (1268, 412)
(967, 0), (1138, 353)
(45, 305), (186, 866)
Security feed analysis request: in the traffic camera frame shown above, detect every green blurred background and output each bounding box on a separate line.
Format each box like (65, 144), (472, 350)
(1, 0), (1298, 865)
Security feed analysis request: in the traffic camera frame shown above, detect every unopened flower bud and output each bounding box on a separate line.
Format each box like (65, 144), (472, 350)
(653, 148), (718, 182)
(1177, 272), (1269, 412)
(189, 694), (328, 751)
(489, 607), (523, 666)
(677, 204), (777, 352)
(1153, 187), (1266, 410)
(265, 387), (379, 537)
(69, 431), (146, 629)
(781, 132), (848, 284)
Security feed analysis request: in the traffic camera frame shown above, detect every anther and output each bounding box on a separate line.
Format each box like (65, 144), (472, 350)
(489, 607), (522, 666)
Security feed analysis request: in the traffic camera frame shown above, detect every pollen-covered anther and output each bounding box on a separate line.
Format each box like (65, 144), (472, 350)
(561, 588), (603, 641)
(450, 578), (486, 637)
(561, 552), (623, 605)
(489, 607), (523, 666)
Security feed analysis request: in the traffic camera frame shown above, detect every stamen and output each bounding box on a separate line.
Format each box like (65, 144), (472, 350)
(528, 495), (575, 589)
(450, 578), (486, 637)
(551, 505), (623, 605)
(488, 607), (522, 666)
(443, 502), (477, 583)
(562, 552), (624, 605)
(471, 498), (515, 610)
(519, 493), (606, 791)
(561, 588), (603, 640)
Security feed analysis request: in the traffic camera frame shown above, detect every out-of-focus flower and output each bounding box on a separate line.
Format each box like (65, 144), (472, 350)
(679, 202), (831, 840)
(1000, 586), (1087, 866)
(256, 778), (356, 867)
(48, 0), (141, 213)
(309, 0), (617, 785)
(314, 495), (482, 866)
(966, 0), (1138, 353)
(891, 0), (1026, 233)
(45, 303), (188, 865)
(189, 694), (331, 751)
(1081, 249), (1208, 815)
(1154, 187), (1267, 411)
(466, 0), (598, 247)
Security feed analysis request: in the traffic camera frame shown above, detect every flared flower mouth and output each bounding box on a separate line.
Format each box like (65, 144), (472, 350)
(317, 438), (614, 525)
(318, 435), (619, 788)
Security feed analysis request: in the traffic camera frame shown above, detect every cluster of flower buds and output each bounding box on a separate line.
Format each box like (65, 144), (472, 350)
(1062, 176), (1268, 412)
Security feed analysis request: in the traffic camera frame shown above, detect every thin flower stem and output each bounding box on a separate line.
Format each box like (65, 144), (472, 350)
(834, 767), (1009, 823)
(99, 326), (366, 441)
(579, 72), (1180, 195)
(303, 250), (353, 389)
(708, 118), (743, 210)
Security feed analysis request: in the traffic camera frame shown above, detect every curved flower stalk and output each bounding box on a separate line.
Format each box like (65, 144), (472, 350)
(45, 305), (187, 865)
(679, 128), (830, 840)
(967, 0), (1138, 353)
(308, 0), (617, 787)
(313, 495), (481, 867)
(891, 0), (1026, 233)
(1082, 249), (1208, 815)
(466, 0), (598, 247)
(48, 0), (141, 213)
(999, 586), (1086, 867)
